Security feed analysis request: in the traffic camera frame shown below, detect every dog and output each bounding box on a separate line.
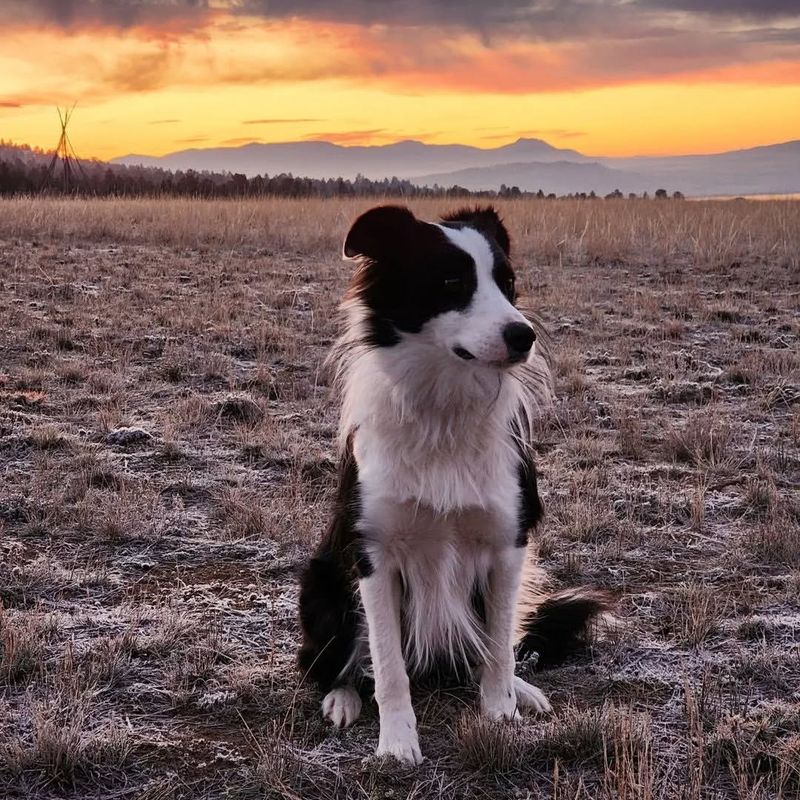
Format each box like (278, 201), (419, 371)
(298, 205), (610, 764)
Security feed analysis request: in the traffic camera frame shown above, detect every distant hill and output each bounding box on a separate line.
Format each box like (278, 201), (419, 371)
(415, 160), (651, 196)
(114, 138), (800, 197)
(0, 142), (489, 199)
(113, 138), (589, 181)
(598, 140), (800, 196)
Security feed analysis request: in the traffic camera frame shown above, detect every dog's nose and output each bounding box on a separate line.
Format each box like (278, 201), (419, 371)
(502, 322), (536, 359)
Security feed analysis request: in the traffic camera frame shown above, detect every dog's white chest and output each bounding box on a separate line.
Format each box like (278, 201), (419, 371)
(358, 496), (518, 672)
(354, 421), (521, 514)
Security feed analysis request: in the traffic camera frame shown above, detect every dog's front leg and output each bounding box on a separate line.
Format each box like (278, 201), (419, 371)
(360, 569), (422, 764)
(480, 546), (528, 721)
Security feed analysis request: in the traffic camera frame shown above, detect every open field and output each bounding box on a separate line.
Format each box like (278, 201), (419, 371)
(0, 196), (798, 799)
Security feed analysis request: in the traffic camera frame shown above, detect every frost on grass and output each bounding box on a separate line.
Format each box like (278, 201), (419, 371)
(0, 196), (797, 798)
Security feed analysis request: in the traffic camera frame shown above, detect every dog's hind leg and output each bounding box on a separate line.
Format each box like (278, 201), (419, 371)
(322, 685), (362, 728)
(297, 553), (361, 698)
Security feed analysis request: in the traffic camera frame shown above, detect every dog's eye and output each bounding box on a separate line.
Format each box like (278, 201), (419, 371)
(505, 277), (515, 297)
(443, 277), (464, 292)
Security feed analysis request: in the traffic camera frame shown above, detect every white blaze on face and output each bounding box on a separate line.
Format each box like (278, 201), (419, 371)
(429, 224), (531, 366)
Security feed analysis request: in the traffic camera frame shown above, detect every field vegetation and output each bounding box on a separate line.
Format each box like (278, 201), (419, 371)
(0, 197), (798, 799)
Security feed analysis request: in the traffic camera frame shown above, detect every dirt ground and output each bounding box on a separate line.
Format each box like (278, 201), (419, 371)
(0, 197), (798, 799)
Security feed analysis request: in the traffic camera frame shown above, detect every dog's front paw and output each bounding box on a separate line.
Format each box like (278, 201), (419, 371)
(480, 679), (520, 722)
(376, 709), (423, 765)
(514, 676), (552, 714)
(322, 685), (362, 728)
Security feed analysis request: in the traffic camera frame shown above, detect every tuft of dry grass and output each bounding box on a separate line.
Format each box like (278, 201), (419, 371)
(213, 392), (266, 426)
(615, 409), (646, 460)
(167, 393), (214, 433)
(0, 694), (131, 791)
(0, 608), (54, 684)
(27, 422), (73, 451)
(658, 583), (720, 646)
(456, 703), (654, 781)
(568, 498), (620, 543)
(664, 412), (733, 468)
(708, 701), (800, 794)
(746, 510), (800, 566)
(455, 714), (527, 772)
(213, 486), (271, 540)
(689, 477), (707, 532)
(736, 617), (772, 642)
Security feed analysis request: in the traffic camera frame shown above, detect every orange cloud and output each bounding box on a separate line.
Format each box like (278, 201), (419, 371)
(3, 14), (799, 110)
(220, 137), (261, 145)
(353, 28), (800, 95)
(243, 117), (323, 124)
(480, 129), (587, 141)
(675, 59), (800, 86)
(302, 129), (388, 144)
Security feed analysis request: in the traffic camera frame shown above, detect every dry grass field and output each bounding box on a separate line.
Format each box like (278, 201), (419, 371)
(0, 196), (798, 800)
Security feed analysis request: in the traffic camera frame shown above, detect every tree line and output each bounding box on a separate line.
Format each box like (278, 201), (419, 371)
(0, 142), (682, 200)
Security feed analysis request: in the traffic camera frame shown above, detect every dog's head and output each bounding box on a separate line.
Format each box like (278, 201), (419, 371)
(342, 205), (535, 368)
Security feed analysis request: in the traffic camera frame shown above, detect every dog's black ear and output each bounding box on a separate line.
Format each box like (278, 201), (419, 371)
(442, 205), (510, 257)
(343, 205), (418, 261)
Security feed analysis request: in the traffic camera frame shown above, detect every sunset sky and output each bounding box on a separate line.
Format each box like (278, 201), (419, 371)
(1, 0), (799, 160)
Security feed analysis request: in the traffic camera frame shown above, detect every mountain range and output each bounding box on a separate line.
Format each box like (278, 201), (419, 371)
(114, 138), (800, 197)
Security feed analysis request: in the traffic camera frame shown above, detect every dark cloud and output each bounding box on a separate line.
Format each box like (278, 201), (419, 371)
(5, 0), (798, 38)
(743, 26), (800, 44)
(233, 0), (800, 34)
(1, 0), (211, 29)
(148, 118), (181, 124)
(641, 1), (800, 18)
(234, 0), (535, 27)
(232, 0), (632, 40)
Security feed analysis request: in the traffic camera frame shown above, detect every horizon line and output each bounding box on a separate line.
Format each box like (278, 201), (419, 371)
(5, 134), (798, 164)
(107, 135), (798, 163)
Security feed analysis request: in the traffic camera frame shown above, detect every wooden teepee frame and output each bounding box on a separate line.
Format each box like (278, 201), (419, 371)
(45, 104), (89, 192)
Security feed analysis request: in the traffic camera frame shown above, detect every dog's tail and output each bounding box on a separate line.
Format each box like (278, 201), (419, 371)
(515, 587), (615, 670)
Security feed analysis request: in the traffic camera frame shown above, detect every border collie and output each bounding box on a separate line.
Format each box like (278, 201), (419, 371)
(298, 205), (609, 764)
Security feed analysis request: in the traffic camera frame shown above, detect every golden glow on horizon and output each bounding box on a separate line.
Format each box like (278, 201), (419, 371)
(1, 16), (799, 160)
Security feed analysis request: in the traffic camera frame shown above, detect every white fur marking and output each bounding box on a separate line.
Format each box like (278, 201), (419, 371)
(376, 708), (423, 765)
(513, 676), (552, 714)
(359, 500), (516, 674)
(431, 224), (530, 366)
(322, 686), (362, 728)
